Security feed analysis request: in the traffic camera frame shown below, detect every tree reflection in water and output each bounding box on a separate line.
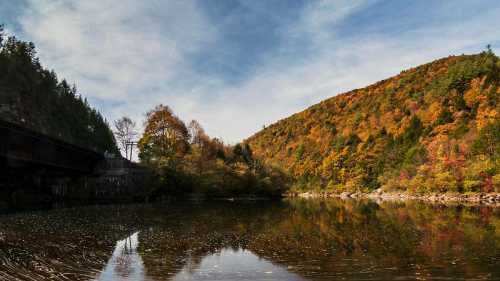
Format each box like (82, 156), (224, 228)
(0, 199), (499, 280)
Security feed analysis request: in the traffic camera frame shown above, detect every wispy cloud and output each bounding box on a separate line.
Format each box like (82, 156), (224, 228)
(7, 0), (500, 144)
(196, 0), (500, 141)
(19, 0), (216, 127)
(290, 0), (370, 45)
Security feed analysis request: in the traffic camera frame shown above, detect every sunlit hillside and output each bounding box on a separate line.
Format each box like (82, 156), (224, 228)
(247, 51), (500, 194)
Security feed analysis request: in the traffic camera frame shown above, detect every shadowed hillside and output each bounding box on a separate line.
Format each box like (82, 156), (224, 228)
(247, 50), (500, 194)
(0, 26), (118, 153)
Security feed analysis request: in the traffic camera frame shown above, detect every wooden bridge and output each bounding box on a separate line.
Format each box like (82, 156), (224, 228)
(0, 119), (104, 174)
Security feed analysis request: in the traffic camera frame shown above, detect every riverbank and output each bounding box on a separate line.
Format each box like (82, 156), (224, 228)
(290, 190), (500, 205)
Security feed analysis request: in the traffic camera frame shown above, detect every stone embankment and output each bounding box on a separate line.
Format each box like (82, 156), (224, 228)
(293, 190), (500, 205)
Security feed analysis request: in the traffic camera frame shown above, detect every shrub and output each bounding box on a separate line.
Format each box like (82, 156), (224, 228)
(433, 171), (459, 192)
(492, 174), (500, 192)
(403, 145), (427, 167)
(463, 180), (481, 192)
(295, 144), (305, 161)
(407, 173), (428, 194)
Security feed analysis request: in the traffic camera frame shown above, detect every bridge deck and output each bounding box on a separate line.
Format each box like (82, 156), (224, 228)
(0, 119), (104, 174)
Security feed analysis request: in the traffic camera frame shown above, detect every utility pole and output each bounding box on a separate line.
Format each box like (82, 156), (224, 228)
(125, 141), (138, 161)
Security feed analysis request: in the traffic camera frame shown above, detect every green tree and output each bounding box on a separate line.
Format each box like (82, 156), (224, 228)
(138, 105), (189, 168)
(0, 29), (118, 153)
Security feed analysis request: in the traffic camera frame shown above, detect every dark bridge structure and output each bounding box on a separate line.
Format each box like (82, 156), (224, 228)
(0, 119), (104, 174)
(0, 119), (152, 209)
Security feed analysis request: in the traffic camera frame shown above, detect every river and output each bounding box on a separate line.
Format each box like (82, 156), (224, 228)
(0, 199), (499, 280)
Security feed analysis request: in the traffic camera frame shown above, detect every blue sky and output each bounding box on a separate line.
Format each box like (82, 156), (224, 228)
(1, 0), (500, 144)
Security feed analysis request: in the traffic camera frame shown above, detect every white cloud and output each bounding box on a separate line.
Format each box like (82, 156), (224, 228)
(195, 1), (500, 142)
(16, 0), (500, 149)
(290, 0), (370, 45)
(20, 0), (216, 129)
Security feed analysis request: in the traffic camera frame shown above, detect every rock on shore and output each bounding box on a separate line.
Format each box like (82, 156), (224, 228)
(291, 190), (500, 205)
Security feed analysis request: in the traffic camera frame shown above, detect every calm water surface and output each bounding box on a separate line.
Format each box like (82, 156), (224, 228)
(0, 199), (499, 280)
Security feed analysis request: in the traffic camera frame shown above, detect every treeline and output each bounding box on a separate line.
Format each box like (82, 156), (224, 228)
(137, 105), (288, 198)
(248, 49), (500, 194)
(0, 26), (117, 153)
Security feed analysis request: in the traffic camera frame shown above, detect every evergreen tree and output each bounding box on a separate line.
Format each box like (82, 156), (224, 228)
(0, 29), (118, 153)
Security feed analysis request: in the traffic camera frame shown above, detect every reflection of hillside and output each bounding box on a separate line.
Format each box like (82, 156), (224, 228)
(250, 199), (500, 280)
(137, 200), (500, 280)
(1, 200), (498, 280)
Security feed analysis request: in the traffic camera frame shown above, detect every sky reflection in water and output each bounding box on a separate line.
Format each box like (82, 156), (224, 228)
(93, 232), (148, 281)
(94, 232), (304, 281)
(170, 248), (305, 281)
(0, 199), (499, 280)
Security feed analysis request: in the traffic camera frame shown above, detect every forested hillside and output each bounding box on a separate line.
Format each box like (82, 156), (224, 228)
(247, 50), (500, 194)
(0, 26), (117, 153)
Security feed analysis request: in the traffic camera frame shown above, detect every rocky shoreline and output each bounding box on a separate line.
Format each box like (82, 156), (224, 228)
(291, 190), (500, 205)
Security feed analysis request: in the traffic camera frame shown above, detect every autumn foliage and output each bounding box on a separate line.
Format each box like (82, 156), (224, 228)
(138, 105), (288, 198)
(247, 50), (500, 194)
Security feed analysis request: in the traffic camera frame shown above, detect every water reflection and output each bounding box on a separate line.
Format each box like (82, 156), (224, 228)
(93, 232), (150, 281)
(171, 248), (306, 281)
(0, 200), (499, 280)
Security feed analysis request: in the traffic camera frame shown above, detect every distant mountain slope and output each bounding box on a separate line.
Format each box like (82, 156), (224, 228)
(247, 51), (500, 193)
